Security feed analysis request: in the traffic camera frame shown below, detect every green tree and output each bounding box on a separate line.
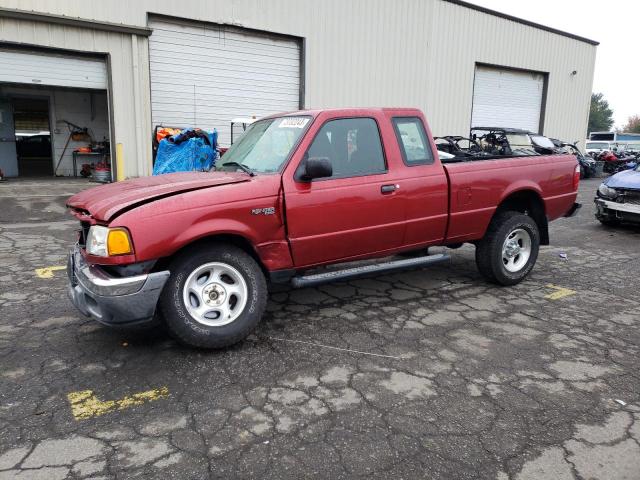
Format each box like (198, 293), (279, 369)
(622, 115), (640, 133)
(588, 93), (614, 133)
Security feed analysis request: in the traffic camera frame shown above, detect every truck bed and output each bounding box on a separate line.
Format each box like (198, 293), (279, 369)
(443, 153), (578, 243)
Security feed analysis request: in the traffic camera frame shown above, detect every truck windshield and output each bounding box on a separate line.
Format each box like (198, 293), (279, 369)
(219, 116), (311, 173)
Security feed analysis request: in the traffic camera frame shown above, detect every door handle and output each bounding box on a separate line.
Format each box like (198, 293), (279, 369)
(381, 184), (398, 194)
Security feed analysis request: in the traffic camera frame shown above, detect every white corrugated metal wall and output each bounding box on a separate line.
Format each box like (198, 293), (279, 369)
(0, 0), (597, 177)
(148, 17), (301, 145)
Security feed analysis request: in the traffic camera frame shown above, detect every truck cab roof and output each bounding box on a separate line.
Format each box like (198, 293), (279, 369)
(265, 107), (425, 119)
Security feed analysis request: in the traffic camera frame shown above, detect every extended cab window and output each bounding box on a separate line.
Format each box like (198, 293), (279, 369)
(306, 118), (386, 179)
(392, 117), (433, 165)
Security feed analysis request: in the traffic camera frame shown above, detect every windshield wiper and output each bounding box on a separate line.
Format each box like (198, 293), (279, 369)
(221, 161), (255, 176)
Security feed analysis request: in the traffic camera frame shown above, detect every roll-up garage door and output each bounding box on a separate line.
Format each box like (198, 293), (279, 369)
(471, 66), (545, 133)
(0, 49), (107, 90)
(148, 17), (301, 146)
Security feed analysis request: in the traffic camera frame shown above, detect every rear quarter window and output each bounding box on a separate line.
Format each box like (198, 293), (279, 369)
(392, 117), (434, 166)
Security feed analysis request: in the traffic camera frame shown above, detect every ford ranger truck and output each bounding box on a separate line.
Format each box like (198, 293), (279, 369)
(66, 108), (581, 348)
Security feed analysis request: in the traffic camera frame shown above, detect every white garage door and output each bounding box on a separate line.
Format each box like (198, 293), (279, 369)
(0, 49), (107, 90)
(149, 18), (301, 147)
(471, 66), (545, 133)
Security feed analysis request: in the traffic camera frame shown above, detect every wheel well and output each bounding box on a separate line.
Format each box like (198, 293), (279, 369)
(494, 190), (549, 245)
(152, 234), (267, 274)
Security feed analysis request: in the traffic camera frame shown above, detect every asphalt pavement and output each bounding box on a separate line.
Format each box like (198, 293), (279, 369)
(0, 176), (639, 479)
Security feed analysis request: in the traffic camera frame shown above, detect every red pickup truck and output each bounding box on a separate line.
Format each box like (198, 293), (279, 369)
(67, 108), (580, 348)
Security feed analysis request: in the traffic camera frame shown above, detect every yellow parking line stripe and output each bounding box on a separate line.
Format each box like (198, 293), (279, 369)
(545, 284), (577, 300)
(35, 265), (66, 279)
(67, 386), (169, 420)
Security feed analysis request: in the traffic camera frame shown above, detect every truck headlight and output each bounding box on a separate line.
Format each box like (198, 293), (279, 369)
(86, 226), (133, 257)
(597, 183), (618, 199)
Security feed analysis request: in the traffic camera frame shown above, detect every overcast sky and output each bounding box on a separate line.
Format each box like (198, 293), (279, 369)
(469, 0), (638, 129)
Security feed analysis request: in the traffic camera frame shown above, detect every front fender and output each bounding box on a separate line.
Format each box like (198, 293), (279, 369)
(168, 219), (294, 271)
(111, 193), (288, 268)
(173, 218), (261, 248)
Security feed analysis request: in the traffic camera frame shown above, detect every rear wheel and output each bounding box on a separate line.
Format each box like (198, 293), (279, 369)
(475, 211), (540, 286)
(159, 244), (267, 348)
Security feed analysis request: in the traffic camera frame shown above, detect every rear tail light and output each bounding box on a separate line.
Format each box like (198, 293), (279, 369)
(573, 164), (580, 190)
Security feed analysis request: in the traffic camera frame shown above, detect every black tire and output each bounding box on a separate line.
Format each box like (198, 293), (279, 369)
(159, 243), (267, 349)
(579, 164), (585, 179)
(475, 211), (540, 286)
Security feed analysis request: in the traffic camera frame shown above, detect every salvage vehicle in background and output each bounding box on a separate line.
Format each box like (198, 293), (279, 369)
(434, 136), (485, 159)
(592, 149), (640, 174)
(584, 140), (615, 158)
(549, 139), (597, 179)
(435, 128), (535, 159)
(595, 163), (640, 226)
(470, 127), (538, 157)
(66, 108), (580, 349)
(585, 141), (613, 156)
(435, 129), (595, 180)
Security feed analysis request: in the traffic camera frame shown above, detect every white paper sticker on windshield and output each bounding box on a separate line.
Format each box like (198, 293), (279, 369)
(278, 117), (309, 129)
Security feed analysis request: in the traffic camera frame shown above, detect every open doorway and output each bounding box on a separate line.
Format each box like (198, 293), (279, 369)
(12, 97), (53, 177)
(0, 85), (111, 180)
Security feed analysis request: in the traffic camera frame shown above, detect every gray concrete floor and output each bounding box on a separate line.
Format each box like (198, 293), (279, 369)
(0, 176), (639, 479)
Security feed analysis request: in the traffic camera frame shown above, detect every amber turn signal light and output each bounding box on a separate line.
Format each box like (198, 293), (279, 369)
(107, 228), (133, 256)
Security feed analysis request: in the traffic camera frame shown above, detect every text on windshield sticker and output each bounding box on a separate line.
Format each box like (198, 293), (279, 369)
(278, 118), (309, 129)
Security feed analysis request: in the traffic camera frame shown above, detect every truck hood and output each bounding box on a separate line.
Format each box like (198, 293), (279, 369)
(67, 171), (250, 222)
(604, 168), (640, 189)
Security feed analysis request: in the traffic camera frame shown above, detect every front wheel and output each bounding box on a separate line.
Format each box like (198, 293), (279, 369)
(475, 211), (540, 286)
(159, 243), (267, 348)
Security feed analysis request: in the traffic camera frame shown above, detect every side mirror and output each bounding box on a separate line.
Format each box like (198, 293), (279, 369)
(300, 157), (332, 181)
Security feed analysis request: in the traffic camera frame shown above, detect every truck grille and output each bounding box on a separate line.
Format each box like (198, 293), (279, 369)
(620, 189), (640, 206)
(78, 222), (91, 248)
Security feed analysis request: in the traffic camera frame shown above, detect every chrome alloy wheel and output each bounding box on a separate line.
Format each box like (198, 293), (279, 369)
(182, 262), (248, 326)
(501, 228), (532, 273)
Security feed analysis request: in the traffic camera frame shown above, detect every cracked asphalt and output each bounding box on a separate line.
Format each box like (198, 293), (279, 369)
(1, 177), (639, 479)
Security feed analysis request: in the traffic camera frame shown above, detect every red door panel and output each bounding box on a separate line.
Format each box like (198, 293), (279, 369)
(283, 114), (406, 267)
(400, 169), (449, 246)
(385, 113), (448, 247)
(284, 175), (404, 267)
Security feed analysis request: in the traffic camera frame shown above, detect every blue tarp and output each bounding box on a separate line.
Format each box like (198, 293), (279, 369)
(153, 128), (218, 175)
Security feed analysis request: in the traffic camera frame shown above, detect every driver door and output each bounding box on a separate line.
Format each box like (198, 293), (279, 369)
(283, 115), (405, 268)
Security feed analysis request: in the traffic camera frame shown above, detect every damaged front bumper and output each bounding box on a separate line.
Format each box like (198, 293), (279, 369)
(67, 245), (170, 327)
(594, 198), (640, 224)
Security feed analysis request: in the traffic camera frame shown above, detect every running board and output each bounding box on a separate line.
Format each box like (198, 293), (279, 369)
(291, 253), (450, 289)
